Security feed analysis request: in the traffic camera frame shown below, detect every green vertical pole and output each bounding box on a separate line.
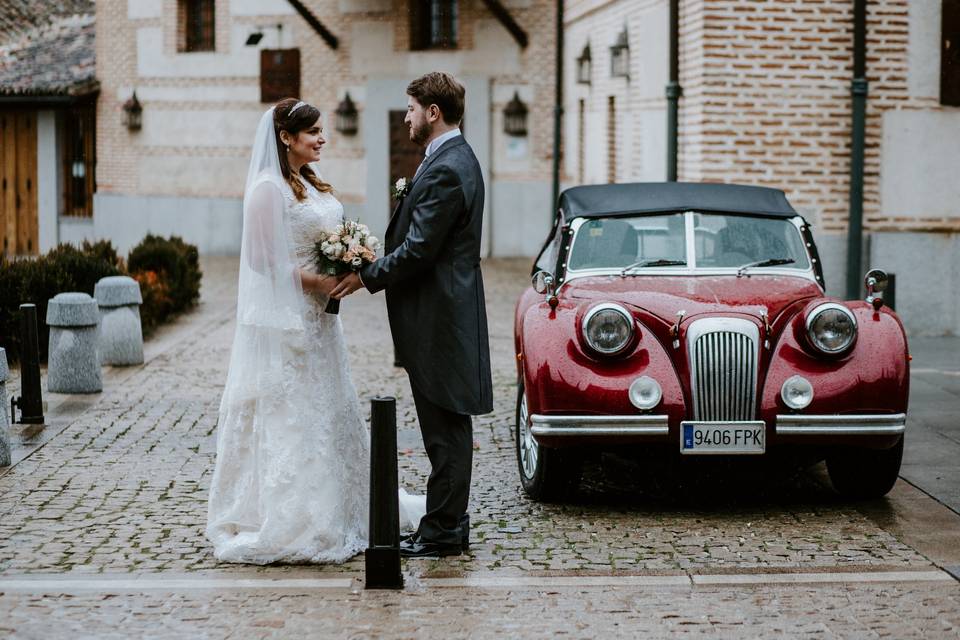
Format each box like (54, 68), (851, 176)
(666, 0), (682, 182)
(551, 0), (564, 211)
(845, 0), (868, 299)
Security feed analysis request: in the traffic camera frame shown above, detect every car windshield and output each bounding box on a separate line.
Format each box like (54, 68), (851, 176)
(566, 212), (810, 272)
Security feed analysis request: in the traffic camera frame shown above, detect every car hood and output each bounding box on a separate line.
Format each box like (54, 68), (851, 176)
(562, 274), (823, 325)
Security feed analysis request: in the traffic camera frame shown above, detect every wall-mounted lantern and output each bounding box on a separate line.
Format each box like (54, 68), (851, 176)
(122, 91), (143, 131)
(503, 91), (528, 137)
(335, 92), (358, 135)
(610, 27), (630, 79)
(576, 44), (592, 85)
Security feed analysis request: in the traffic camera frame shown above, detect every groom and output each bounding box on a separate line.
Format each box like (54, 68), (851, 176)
(331, 72), (493, 558)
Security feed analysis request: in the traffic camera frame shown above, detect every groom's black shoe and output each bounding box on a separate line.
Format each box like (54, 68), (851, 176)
(399, 535), (462, 558)
(401, 515), (471, 551)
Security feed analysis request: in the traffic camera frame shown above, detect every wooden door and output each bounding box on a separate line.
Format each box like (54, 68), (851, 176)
(388, 110), (423, 214)
(0, 110), (39, 256)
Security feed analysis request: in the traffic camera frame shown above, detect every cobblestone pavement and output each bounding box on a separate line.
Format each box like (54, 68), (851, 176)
(1, 257), (958, 637)
(3, 580), (960, 639)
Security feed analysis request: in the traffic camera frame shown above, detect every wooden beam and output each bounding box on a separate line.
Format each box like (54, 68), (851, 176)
(286, 0), (338, 50)
(481, 0), (529, 49)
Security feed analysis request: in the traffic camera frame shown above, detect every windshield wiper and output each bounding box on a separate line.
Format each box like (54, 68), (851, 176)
(737, 258), (796, 277)
(620, 259), (687, 276)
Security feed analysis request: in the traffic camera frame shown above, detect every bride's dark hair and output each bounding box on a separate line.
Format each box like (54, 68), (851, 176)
(273, 98), (334, 201)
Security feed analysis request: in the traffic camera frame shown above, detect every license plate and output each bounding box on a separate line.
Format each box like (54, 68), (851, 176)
(680, 421), (765, 455)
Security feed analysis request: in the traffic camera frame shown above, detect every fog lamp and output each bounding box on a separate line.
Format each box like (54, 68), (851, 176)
(629, 376), (662, 410)
(781, 375), (814, 410)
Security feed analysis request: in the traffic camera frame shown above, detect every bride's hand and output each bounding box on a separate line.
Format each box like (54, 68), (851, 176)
(301, 270), (343, 296)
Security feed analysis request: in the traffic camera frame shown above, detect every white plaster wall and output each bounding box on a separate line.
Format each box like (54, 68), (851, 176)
(907, 0), (941, 99)
(491, 181), (553, 255)
(139, 108), (263, 147)
(117, 85), (260, 102)
(138, 156), (249, 195)
(314, 157), (366, 196)
(127, 0), (161, 20)
(871, 231), (960, 335)
(230, 0), (295, 16)
(36, 111), (59, 252)
(93, 193), (242, 255)
(880, 110), (960, 219)
(348, 20), (521, 77)
(137, 26), (262, 78)
(493, 84), (535, 175)
(637, 109), (667, 181)
(59, 218), (95, 246)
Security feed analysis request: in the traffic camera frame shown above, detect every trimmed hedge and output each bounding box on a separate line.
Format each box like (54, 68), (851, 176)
(128, 234), (202, 332)
(0, 236), (202, 364)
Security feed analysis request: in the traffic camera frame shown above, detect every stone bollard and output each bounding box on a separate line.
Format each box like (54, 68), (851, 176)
(95, 276), (144, 366)
(47, 293), (102, 394)
(0, 347), (10, 466)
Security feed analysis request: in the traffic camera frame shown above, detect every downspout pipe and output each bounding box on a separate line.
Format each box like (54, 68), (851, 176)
(666, 0), (682, 181)
(845, 0), (868, 299)
(551, 0), (564, 213)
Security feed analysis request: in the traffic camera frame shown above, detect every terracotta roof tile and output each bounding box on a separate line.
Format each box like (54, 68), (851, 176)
(0, 1), (96, 96)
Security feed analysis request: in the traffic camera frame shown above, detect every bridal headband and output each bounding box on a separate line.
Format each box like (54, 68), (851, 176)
(289, 100), (307, 115)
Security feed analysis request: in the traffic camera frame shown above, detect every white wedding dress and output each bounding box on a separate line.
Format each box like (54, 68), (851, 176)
(206, 107), (424, 565)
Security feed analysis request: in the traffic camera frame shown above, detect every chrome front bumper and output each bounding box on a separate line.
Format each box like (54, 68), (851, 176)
(775, 413), (906, 436)
(530, 414), (669, 438)
(529, 413), (906, 440)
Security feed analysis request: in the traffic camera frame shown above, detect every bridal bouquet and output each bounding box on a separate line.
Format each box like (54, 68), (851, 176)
(312, 219), (381, 314)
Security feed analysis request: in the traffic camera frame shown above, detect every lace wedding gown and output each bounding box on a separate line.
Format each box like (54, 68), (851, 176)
(206, 179), (424, 565)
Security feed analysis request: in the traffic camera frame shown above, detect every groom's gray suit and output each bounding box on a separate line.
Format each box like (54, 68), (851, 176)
(360, 133), (492, 545)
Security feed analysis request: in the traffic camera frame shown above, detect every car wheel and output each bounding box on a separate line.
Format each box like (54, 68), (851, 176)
(515, 383), (582, 502)
(826, 436), (904, 500)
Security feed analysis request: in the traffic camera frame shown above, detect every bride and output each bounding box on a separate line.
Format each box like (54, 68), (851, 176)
(206, 98), (424, 564)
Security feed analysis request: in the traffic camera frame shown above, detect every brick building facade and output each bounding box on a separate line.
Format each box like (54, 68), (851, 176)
(566, 0), (960, 334)
(92, 0), (557, 256)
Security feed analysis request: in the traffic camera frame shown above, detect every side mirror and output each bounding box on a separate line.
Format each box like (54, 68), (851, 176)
(864, 268), (888, 309)
(532, 271), (555, 295)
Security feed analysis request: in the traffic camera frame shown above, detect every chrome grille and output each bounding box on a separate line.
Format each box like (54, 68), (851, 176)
(688, 319), (759, 421)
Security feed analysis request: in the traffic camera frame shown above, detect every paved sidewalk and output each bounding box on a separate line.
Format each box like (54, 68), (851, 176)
(1, 257), (959, 637)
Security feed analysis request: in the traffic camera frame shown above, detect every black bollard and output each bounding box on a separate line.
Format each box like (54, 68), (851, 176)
(365, 396), (403, 590)
(886, 273), (896, 311)
(11, 304), (44, 425)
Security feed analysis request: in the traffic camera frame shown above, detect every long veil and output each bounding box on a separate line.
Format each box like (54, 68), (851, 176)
(220, 107), (307, 408)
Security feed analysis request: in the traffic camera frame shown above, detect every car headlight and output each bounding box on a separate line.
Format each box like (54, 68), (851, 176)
(629, 376), (662, 410)
(583, 303), (634, 355)
(805, 302), (857, 354)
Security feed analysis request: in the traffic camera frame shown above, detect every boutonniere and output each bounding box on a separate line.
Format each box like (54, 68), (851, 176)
(392, 177), (410, 200)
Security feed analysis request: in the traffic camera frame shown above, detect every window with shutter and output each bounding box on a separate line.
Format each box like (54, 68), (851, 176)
(943, 0), (960, 105)
(410, 0), (458, 50)
(178, 0), (215, 53)
(260, 49), (301, 104)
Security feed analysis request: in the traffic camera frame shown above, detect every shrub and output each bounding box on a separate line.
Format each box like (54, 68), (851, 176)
(0, 242), (122, 363)
(132, 269), (173, 337)
(128, 235), (202, 314)
(1, 236), (201, 364)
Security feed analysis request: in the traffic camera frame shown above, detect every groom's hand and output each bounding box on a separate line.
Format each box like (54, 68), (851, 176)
(330, 272), (364, 299)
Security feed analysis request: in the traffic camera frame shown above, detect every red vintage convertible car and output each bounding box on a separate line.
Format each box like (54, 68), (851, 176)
(514, 182), (907, 501)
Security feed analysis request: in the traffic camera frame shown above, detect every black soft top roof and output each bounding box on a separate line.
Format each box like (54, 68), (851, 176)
(559, 182), (799, 222)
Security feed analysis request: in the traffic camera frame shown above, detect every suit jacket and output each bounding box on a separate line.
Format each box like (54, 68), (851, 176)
(361, 135), (493, 416)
